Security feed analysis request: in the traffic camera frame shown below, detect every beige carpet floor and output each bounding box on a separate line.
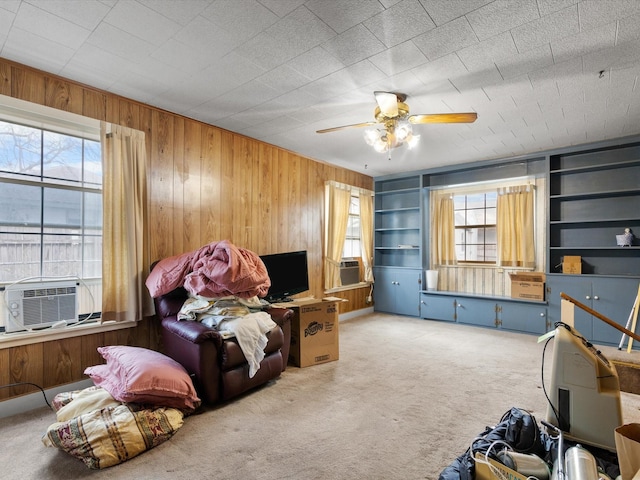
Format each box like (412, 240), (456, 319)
(1, 313), (639, 480)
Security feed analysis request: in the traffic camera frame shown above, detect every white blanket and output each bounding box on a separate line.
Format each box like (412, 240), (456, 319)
(219, 312), (277, 378)
(178, 298), (276, 378)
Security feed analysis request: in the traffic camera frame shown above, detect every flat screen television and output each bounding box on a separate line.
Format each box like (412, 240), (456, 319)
(260, 250), (309, 303)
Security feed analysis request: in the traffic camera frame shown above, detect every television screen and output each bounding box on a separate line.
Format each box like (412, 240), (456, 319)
(260, 250), (309, 302)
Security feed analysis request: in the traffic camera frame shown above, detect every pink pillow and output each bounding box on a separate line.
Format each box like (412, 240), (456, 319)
(84, 346), (200, 411)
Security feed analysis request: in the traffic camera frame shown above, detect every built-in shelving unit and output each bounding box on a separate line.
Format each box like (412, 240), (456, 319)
(374, 176), (422, 268)
(373, 137), (640, 348)
(548, 144), (640, 276)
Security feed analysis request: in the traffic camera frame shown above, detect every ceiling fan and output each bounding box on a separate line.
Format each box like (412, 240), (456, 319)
(316, 91), (477, 157)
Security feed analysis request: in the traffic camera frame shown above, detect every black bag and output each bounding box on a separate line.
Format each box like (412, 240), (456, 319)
(438, 407), (545, 480)
(501, 407), (545, 456)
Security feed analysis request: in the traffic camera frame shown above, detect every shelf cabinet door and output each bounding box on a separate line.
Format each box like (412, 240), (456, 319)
(373, 267), (421, 316)
(394, 269), (421, 316)
(420, 294), (457, 321)
(456, 297), (498, 327)
(499, 303), (549, 335)
(547, 275), (639, 346)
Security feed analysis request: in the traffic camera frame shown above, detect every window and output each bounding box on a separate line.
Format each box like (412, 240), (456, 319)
(0, 120), (102, 283)
(454, 192), (497, 263)
(343, 194), (361, 259)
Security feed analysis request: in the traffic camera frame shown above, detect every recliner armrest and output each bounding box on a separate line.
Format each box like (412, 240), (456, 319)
(266, 307), (294, 327)
(161, 317), (224, 346)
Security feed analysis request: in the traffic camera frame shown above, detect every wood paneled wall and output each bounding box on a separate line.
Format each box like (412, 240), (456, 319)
(0, 58), (373, 402)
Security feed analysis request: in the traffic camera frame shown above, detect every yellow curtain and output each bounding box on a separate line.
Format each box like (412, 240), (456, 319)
(101, 122), (153, 322)
(324, 183), (351, 289)
(359, 191), (374, 283)
(432, 193), (457, 265)
(497, 185), (535, 267)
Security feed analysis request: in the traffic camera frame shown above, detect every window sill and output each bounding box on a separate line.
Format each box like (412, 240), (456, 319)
(436, 264), (537, 271)
(0, 319), (136, 349)
(325, 281), (372, 294)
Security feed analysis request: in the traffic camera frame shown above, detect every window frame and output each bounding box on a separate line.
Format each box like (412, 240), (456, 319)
(0, 95), (107, 339)
(453, 191), (497, 264)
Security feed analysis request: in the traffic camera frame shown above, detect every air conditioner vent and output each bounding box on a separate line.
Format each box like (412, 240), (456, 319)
(5, 281), (78, 332)
(340, 260), (360, 285)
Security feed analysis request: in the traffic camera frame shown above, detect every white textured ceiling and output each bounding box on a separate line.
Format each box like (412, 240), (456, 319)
(1, 0), (640, 176)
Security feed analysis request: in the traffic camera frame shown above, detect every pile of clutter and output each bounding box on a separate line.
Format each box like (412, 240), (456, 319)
(438, 407), (632, 480)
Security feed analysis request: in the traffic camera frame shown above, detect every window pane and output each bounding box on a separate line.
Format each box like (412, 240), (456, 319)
(42, 234), (82, 277)
(486, 207), (496, 224)
(43, 188), (81, 233)
(466, 245), (479, 261)
(466, 193), (485, 209)
(465, 227), (485, 243)
(83, 235), (102, 278)
(84, 139), (102, 186)
(453, 195), (465, 210)
(485, 192), (497, 208)
(485, 244), (497, 262)
(43, 131), (83, 183)
(349, 195), (359, 214)
(454, 210), (466, 226)
(0, 183), (42, 232)
(0, 233), (41, 281)
(0, 121), (41, 176)
(84, 191), (102, 232)
(466, 208), (485, 225)
(485, 227), (496, 243)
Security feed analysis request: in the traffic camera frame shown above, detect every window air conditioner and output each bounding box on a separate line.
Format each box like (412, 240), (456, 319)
(340, 260), (360, 285)
(4, 281), (78, 332)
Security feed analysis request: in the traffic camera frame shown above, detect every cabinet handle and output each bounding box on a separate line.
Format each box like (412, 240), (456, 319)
(585, 295), (591, 300)
(540, 312), (545, 317)
(593, 296), (599, 300)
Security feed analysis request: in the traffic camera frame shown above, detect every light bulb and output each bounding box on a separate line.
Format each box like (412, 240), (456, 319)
(364, 129), (381, 145)
(396, 122), (412, 141)
(406, 134), (420, 149)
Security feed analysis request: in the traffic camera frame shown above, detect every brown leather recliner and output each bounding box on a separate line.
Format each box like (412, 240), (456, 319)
(152, 283), (293, 405)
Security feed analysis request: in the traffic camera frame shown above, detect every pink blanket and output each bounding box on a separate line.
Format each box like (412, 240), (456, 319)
(146, 240), (270, 299)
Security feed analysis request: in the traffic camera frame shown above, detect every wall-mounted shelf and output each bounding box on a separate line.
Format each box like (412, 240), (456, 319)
(548, 143), (640, 276)
(374, 176), (422, 269)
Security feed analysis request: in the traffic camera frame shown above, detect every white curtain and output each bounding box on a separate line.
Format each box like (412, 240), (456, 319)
(324, 183), (351, 289)
(101, 122), (153, 322)
(359, 191), (374, 283)
(497, 185), (535, 267)
(431, 193), (457, 265)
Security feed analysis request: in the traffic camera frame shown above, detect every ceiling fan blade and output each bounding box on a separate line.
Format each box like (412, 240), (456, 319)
(409, 112), (477, 124)
(316, 121), (377, 134)
(374, 91), (399, 117)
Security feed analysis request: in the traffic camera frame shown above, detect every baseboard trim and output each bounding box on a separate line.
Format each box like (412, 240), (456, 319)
(339, 306), (373, 321)
(0, 379), (93, 419)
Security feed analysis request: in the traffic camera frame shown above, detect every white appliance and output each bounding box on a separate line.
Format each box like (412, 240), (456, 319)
(545, 323), (623, 451)
(4, 281), (78, 332)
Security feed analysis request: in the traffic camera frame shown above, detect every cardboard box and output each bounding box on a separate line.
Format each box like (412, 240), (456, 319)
(474, 453), (528, 480)
(562, 255), (582, 274)
(288, 300), (339, 367)
(509, 272), (546, 301)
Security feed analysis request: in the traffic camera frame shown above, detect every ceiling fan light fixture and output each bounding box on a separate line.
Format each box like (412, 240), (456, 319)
(372, 137), (388, 153)
(395, 121), (412, 142)
(406, 134), (420, 149)
(364, 128), (381, 146)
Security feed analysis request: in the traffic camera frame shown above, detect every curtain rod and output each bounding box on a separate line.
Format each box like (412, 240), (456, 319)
(326, 180), (374, 196)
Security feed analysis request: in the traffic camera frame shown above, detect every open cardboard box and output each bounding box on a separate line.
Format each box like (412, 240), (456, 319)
(473, 453), (529, 480)
(509, 272), (545, 301)
(562, 255), (582, 274)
